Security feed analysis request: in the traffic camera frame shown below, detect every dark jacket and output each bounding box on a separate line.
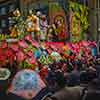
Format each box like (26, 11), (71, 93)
(50, 86), (83, 100)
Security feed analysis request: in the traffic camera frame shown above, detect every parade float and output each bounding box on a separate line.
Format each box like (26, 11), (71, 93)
(0, 1), (97, 70)
(0, 2), (97, 95)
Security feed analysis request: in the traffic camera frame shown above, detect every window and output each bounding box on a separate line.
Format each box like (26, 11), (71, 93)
(1, 7), (6, 15)
(0, 29), (2, 33)
(8, 17), (15, 26)
(96, 0), (100, 8)
(0, 8), (1, 15)
(1, 20), (6, 28)
(9, 4), (15, 12)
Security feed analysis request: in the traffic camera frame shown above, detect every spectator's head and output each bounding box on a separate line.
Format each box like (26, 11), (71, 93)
(80, 68), (97, 85)
(55, 71), (66, 88)
(88, 78), (100, 89)
(96, 56), (100, 65)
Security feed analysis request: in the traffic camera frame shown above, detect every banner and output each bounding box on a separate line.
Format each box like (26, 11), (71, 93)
(49, 2), (68, 41)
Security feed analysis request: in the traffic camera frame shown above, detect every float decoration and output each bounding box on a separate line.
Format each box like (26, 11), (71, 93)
(8, 69), (46, 99)
(69, 1), (89, 42)
(0, 9), (40, 41)
(0, 68), (11, 80)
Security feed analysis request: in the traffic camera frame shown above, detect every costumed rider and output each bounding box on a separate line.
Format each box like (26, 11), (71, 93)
(26, 10), (40, 41)
(36, 11), (48, 41)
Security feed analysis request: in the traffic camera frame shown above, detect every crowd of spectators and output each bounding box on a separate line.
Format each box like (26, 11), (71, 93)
(0, 51), (100, 100)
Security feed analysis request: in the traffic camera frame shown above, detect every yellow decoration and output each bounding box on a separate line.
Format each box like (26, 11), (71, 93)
(62, 45), (68, 51)
(10, 27), (18, 38)
(13, 9), (21, 17)
(26, 14), (40, 32)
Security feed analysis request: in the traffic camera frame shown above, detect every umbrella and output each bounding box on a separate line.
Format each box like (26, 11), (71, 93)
(10, 43), (19, 52)
(31, 41), (39, 48)
(27, 50), (33, 57)
(81, 41), (89, 47)
(8, 69), (46, 99)
(24, 34), (33, 42)
(18, 40), (28, 48)
(16, 51), (26, 63)
(1, 41), (8, 49)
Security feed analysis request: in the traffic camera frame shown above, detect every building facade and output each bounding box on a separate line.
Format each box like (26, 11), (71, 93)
(0, 0), (20, 34)
(87, 0), (99, 41)
(0, 0), (99, 43)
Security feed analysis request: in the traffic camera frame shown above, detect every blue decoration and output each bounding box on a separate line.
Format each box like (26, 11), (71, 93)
(34, 49), (42, 59)
(12, 70), (38, 91)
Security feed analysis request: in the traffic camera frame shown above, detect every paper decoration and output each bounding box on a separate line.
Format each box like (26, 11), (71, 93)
(8, 69), (46, 99)
(0, 68), (11, 80)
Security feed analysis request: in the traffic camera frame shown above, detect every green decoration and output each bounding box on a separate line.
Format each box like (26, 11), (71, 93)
(19, 60), (33, 69)
(39, 55), (47, 65)
(69, 1), (89, 42)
